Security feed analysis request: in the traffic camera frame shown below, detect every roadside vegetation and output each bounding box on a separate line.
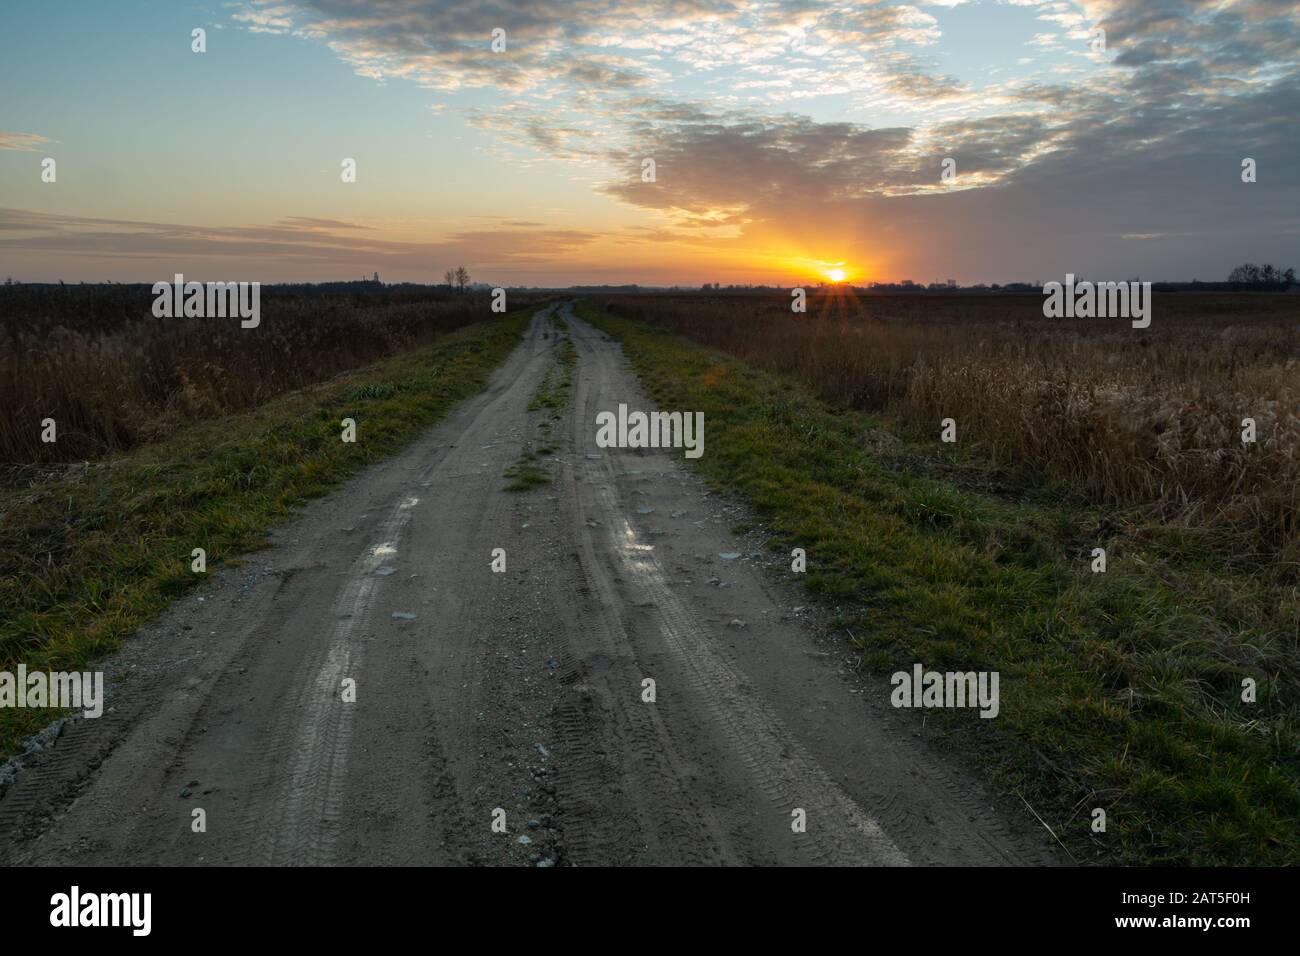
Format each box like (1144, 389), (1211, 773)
(578, 296), (1300, 866)
(0, 284), (550, 463)
(595, 292), (1300, 581)
(0, 308), (535, 759)
(505, 313), (576, 491)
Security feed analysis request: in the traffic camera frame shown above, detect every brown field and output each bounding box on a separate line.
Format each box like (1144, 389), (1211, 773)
(0, 285), (547, 464)
(594, 291), (1300, 578)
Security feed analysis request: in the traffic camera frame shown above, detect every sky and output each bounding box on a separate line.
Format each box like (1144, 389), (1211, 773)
(1, 0), (1297, 286)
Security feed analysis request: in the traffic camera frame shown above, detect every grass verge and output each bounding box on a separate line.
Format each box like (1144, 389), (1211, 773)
(577, 300), (1300, 866)
(0, 309), (533, 759)
(505, 317), (576, 491)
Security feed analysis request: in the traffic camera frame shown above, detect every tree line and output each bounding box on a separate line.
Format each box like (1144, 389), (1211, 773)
(1227, 263), (1296, 286)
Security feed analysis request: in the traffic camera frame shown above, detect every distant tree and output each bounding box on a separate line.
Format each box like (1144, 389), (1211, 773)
(454, 265), (470, 293)
(444, 268), (455, 289)
(1228, 262), (1295, 286)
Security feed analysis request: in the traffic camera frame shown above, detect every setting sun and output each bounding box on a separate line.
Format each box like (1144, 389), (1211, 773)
(826, 268), (847, 283)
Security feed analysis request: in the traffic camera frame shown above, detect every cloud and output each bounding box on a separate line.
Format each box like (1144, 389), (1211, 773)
(277, 216), (374, 231)
(598, 109), (920, 218)
(228, 0), (965, 105)
(0, 208), (601, 276)
(0, 132), (53, 151)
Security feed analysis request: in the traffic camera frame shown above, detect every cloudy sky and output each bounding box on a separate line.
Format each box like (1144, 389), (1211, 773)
(1, 0), (1297, 285)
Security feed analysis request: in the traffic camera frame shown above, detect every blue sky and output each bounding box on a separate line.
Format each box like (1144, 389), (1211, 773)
(2, 0), (1297, 285)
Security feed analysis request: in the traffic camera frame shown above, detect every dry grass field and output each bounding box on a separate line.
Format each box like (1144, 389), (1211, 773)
(0, 284), (548, 464)
(596, 291), (1300, 580)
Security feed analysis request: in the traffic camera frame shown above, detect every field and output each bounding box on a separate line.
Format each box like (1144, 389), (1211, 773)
(0, 284), (548, 464)
(595, 292), (1300, 580)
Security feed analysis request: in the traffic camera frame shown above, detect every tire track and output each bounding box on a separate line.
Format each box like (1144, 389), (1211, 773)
(560, 305), (906, 865)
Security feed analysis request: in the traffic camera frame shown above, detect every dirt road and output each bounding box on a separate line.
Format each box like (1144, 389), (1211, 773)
(0, 303), (1052, 866)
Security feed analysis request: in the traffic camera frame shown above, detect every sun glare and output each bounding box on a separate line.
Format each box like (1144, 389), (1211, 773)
(825, 268), (847, 283)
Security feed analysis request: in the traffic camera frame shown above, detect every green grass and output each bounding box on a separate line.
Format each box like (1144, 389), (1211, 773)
(577, 300), (1300, 866)
(527, 333), (576, 414)
(0, 310), (534, 759)
(505, 320), (576, 491)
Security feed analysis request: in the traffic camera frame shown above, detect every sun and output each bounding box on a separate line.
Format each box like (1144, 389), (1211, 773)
(825, 268), (847, 283)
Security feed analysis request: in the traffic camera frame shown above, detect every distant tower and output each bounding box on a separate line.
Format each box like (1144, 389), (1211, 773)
(373, 271), (380, 284)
